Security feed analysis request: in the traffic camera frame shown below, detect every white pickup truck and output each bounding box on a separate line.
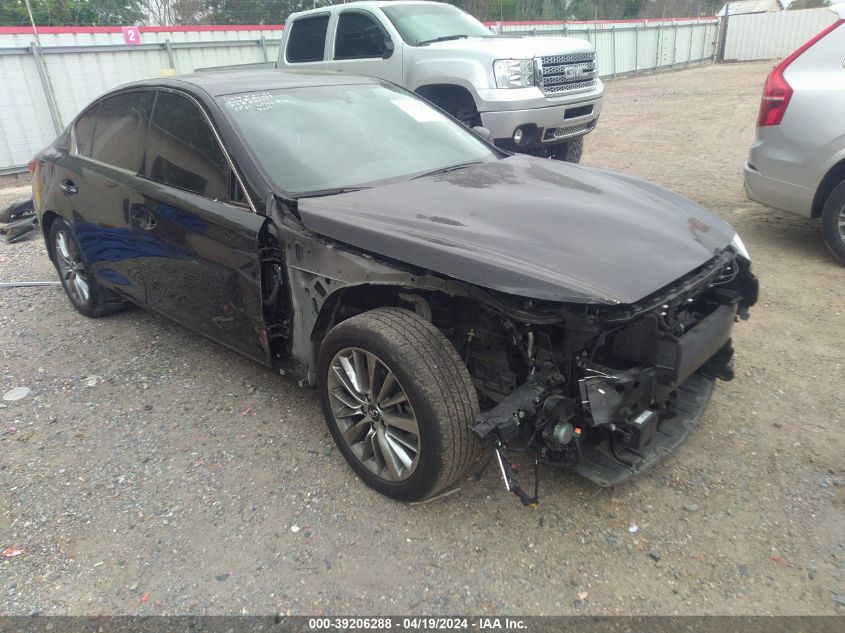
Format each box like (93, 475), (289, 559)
(275, 0), (603, 162)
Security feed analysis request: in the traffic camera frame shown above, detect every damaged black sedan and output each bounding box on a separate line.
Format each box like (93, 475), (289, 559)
(32, 70), (757, 504)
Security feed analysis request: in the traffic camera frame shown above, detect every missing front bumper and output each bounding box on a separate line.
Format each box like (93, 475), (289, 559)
(573, 373), (716, 487)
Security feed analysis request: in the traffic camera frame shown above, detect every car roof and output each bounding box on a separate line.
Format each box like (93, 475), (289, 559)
(115, 69), (379, 98)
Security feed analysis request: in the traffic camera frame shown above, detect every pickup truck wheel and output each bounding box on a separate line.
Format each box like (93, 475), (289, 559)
(551, 136), (584, 163)
(821, 180), (845, 265)
(318, 307), (481, 501)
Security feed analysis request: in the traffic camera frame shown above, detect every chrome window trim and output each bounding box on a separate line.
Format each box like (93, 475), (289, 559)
(151, 88), (258, 215)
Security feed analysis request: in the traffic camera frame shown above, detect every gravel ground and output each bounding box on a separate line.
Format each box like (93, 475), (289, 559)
(1, 62), (844, 617)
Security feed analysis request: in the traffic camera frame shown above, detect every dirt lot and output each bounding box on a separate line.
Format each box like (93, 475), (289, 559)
(1, 62), (844, 617)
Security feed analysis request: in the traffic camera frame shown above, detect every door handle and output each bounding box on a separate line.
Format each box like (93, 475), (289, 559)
(130, 203), (157, 231)
(60, 179), (78, 195)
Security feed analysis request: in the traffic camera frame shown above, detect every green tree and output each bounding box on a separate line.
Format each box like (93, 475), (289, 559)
(787, 0), (830, 9)
(0, 0), (145, 26)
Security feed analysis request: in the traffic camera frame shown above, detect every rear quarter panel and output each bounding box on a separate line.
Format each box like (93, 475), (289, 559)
(779, 23), (845, 191)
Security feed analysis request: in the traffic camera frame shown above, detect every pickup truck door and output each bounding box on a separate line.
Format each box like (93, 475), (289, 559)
(325, 9), (402, 85)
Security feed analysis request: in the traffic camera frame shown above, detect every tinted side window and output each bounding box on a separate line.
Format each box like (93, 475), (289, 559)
(146, 92), (228, 201)
(335, 12), (388, 59)
(74, 105), (99, 157)
(286, 15), (329, 62)
(90, 92), (155, 172)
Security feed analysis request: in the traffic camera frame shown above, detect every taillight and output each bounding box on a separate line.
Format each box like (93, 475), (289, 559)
(27, 159), (37, 174)
(757, 19), (843, 127)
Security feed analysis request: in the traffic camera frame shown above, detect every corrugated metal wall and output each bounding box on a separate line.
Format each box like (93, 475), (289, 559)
(0, 27), (282, 174)
(491, 19), (719, 77)
(722, 7), (837, 61)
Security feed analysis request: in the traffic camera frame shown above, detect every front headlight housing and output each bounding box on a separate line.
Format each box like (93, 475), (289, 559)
(731, 232), (750, 260)
(493, 59), (535, 89)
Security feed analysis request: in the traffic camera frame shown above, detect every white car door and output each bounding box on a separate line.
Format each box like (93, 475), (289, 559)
(325, 9), (403, 85)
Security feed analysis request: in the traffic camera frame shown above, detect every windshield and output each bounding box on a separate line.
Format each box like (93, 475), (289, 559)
(220, 83), (498, 197)
(381, 3), (491, 46)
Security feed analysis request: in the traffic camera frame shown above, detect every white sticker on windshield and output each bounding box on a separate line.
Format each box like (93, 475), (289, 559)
(391, 99), (447, 123)
(223, 92), (275, 112)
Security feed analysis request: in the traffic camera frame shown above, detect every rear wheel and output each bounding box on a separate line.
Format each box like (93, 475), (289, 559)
(550, 136), (584, 163)
(821, 181), (845, 265)
(318, 308), (481, 501)
(49, 218), (127, 317)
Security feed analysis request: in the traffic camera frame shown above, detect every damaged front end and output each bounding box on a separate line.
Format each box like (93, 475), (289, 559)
(463, 248), (758, 506)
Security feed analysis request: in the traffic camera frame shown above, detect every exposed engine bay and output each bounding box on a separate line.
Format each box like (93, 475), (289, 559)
(423, 248), (758, 505)
(284, 165), (759, 505)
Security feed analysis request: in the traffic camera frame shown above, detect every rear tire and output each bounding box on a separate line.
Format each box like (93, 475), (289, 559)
(49, 218), (127, 318)
(318, 308), (481, 501)
(550, 136), (584, 163)
(821, 181), (845, 265)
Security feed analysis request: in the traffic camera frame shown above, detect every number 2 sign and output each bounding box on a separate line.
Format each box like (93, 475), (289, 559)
(121, 26), (141, 45)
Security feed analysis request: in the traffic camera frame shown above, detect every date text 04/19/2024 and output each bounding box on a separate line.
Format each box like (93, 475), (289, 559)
(307, 617), (528, 630)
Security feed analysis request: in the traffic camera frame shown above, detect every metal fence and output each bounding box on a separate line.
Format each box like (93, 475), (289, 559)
(0, 20), (720, 175)
(492, 19), (720, 78)
(0, 26), (282, 175)
(721, 7), (836, 62)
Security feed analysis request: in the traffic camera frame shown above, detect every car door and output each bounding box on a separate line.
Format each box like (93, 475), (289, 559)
(130, 89), (270, 364)
(326, 9), (402, 84)
(57, 90), (155, 304)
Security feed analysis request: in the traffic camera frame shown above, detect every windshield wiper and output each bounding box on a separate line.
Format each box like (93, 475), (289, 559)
(417, 34), (469, 46)
(297, 186), (371, 199)
(411, 161), (483, 180)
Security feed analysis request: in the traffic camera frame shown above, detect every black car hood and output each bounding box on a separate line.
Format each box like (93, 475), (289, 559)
(297, 155), (736, 305)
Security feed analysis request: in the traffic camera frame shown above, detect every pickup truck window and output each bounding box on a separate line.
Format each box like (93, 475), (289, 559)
(381, 3), (490, 46)
(220, 84), (497, 197)
(286, 14), (330, 63)
(335, 11), (390, 59)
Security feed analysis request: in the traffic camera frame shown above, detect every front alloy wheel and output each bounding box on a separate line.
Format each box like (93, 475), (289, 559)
(327, 347), (420, 482)
(318, 308), (482, 501)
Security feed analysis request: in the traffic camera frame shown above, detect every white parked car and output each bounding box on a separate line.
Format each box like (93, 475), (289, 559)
(744, 3), (845, 263)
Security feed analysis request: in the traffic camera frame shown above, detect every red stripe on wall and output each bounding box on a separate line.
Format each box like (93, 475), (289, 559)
(481, 17), (715, 26)
(0, 24), (283, 35)
(0, 16), (714, 36)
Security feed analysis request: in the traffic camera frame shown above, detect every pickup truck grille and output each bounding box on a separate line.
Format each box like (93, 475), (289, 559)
(538, 52), (597, 96)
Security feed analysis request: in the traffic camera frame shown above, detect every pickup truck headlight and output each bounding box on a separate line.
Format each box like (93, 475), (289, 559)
(731, 232), (750, 260)
(493, 59), (535, 89)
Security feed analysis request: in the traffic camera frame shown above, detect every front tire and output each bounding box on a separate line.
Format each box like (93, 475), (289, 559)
(318, 308), (481, 501)
(550, 136), (584, 163)
(821, 181), (845, 265)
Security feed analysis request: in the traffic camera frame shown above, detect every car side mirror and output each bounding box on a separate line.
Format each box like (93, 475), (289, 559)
(472, 126), (492, 142)
(382, 39), (395, 59)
